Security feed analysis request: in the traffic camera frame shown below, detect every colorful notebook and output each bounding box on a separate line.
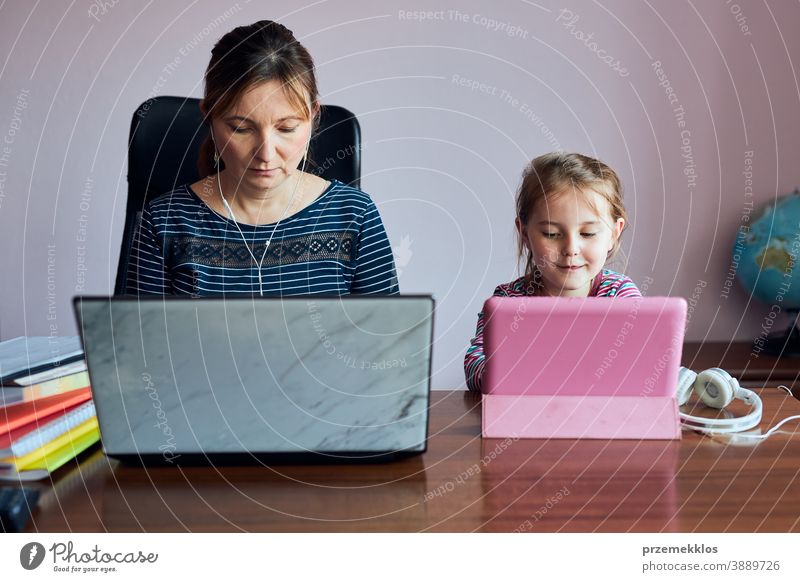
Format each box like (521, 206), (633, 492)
(2, 417), (99, 470)
(0, 401), (96, 458)
(0, 336), (83, 384)
(0, 420), (100, 481)
(0, 388), (92, 436)
(0, 371), (90, 407)
(12, 360), (87, 386)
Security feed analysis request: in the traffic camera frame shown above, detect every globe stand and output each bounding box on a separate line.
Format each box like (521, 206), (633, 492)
(757, 309), (800, 357)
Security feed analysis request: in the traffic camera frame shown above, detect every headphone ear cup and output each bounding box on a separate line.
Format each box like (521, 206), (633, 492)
(676, 367), (697, 406)
(694, 368), (736, 409)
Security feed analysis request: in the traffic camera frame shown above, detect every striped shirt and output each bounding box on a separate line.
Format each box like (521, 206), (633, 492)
(124, 180), (399, 296)
(464, 269), (642, 392)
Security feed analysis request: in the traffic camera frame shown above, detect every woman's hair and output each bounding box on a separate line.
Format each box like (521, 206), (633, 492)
(197, 20), (319, 176)
(516, 152), (628, 286)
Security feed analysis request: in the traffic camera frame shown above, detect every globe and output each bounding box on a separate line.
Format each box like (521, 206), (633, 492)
(734, 189), (800, 355)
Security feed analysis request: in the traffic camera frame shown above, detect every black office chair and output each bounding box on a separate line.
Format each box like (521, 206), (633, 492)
(114, 96), (362, 295)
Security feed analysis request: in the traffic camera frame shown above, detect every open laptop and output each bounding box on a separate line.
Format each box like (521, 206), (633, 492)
(73, 295), (434, 464)
(481, 296), (687, 439)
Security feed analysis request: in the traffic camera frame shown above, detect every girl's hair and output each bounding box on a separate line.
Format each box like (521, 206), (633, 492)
(197, 20), (319, 176)
(516, 152), (628, 287)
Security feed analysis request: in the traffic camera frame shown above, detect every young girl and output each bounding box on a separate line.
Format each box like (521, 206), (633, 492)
(464, 152), (642, 392)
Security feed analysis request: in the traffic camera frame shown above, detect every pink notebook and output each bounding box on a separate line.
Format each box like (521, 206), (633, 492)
(481, 296), (687, 440)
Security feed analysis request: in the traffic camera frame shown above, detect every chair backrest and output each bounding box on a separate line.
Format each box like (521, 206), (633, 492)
(115, 96), (362, 295)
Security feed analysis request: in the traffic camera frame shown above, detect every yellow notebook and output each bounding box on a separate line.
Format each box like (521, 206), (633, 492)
(31, 425), (100, 473)
(1, 417), (99, 471)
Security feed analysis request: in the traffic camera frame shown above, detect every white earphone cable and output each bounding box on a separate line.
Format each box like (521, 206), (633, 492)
(211, 128), (310, 296)
(709, 384), (800, 439)
(715, 414), (800, 439)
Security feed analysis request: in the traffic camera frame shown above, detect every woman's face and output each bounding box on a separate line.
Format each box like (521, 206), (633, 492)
(209, 79), (314, 192)
(518, 187), (624, 297)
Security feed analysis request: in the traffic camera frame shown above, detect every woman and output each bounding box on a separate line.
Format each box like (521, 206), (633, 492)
(126, 20), (399, 296)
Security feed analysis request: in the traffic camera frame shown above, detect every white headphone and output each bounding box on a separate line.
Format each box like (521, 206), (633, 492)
(677, 366), (800, 439)
(209, 126), (311, 296)
(677, 367), (762, 433)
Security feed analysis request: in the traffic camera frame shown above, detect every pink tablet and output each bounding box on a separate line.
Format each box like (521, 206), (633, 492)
(482, 296), (687, 439)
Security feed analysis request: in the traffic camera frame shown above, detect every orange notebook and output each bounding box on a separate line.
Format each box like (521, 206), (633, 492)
(0, 388), (92, 436)
(0, 401), (93, 457)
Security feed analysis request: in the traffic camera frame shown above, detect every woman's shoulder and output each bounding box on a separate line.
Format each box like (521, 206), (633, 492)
(320, 179), (375, 209)
(140, 185), (218, 238)
(595, 269), (642, 297)
(144, 184), (201, 215)
(308, 180), (388, 232)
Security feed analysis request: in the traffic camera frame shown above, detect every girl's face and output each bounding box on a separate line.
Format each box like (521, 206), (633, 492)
(517, 187), (624, 297)
(208, 79), (314, 192)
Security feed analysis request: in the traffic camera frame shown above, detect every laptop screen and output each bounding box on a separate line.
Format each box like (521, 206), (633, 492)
(482, 296), (686, 398)
(74, 296), (433, 459)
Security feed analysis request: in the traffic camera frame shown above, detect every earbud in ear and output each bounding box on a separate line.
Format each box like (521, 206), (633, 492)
(208, 127), (221, 166)
(297, 129), (312, 174)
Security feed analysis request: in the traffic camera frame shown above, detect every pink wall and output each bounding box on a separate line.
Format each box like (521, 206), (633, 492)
(1, 0), (798, 388)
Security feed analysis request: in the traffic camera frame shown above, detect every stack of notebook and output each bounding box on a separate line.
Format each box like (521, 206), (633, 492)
(0, 337), (99, 481)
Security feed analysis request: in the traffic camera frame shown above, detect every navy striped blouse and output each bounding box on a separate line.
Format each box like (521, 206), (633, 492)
(124, 180), (400, 296)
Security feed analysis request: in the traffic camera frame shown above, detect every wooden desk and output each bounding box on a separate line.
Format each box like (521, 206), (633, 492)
(24, 388), (800, 533)
(683, 341), (799, 386)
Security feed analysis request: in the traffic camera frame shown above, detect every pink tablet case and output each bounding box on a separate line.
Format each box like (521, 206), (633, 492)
(481, 296), (687, 440)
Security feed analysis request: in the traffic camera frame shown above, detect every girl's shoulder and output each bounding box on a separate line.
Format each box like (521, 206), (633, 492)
(492, 276), (530, 297)
(594, 269), (642, 297)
